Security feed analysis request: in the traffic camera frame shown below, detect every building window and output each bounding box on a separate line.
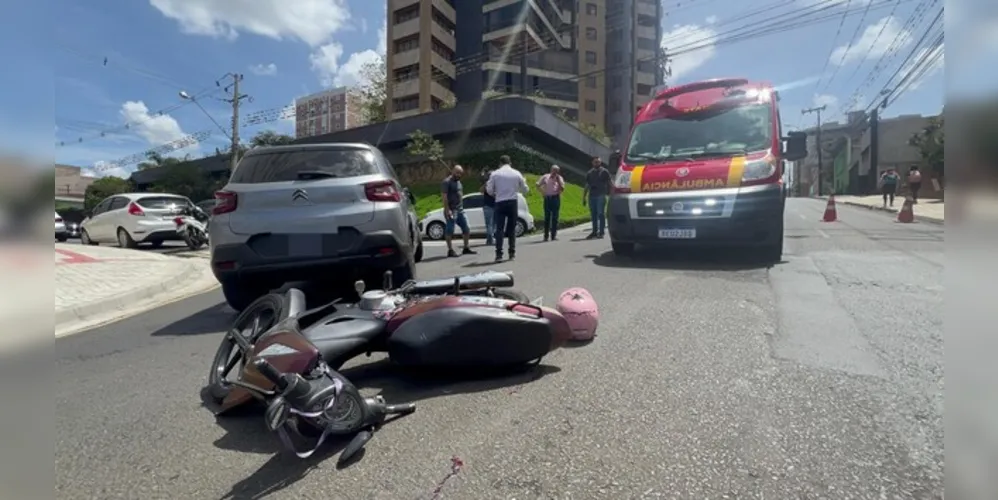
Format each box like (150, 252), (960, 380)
(636, 84), (653, 96)
(585, 100), (597, 112)
(585, 27), (598, 40)
(394, 37), (419, 54)
(586, 76), (597, 88)
(586, 2), (597, 16)
(637, 37), (657, 51)
(394, 6), (418, 24)
(585, 51), (597, 64)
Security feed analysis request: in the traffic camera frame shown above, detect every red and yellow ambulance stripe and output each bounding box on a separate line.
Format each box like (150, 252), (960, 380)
(629, 156), (746, 193)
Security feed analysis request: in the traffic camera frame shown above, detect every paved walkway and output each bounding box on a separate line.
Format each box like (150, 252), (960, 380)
(55, 244), (217, 337)
(822, 195), (945, 223)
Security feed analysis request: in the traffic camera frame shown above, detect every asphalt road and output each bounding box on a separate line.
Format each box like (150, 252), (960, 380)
(55, 198), (944, 499)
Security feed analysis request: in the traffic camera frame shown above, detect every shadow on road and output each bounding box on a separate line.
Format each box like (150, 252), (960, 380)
(204, 361), (558, 499)
(151, 302), (232, 336)
(587, 248), (782, 271)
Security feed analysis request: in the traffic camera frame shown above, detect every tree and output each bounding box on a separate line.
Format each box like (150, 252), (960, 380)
(250, 130), (294, 148)
(908, 115), (944, 178)
(405, 129), (447, 168)
(552, 109), (612, 146)
(84, 176), (132, 210)
(137, 151), (188, 170)
(354, 55), (388, 124)
(150, 162), (220, 202)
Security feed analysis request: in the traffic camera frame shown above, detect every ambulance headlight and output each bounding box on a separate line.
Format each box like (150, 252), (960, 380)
(742, 152), (777, 182)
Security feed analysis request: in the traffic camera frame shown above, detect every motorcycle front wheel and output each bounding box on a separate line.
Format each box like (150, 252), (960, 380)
(207, 293), (286, 401)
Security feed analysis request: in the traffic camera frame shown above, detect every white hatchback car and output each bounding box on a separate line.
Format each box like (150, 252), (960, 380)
(421, 192), (534, 240)
(80, 192), (195, 248)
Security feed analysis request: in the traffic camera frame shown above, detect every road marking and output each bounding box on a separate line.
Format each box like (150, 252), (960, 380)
(55, 248), (101, 265)
(816, 229), (830, 238)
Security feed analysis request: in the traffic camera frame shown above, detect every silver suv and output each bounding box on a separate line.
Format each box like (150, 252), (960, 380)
(209, 143), (423, 310)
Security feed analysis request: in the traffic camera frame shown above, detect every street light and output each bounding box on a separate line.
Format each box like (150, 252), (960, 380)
(179, 91), (191, 100)
(178, 90), (231, 140)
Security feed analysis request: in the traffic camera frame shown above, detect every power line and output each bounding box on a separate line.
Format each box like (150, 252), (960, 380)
(863, 6), (943, 110)
(816, 0), (876, 97)
(811, 0), (857, 98)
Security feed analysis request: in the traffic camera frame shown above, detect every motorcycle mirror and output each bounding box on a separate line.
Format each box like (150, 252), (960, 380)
(264, 397), (290, 432)
(338, 430), (373, 465)
(354, 280), (366, 297)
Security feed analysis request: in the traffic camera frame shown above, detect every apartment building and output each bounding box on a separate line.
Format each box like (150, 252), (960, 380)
(385, 0), (458, 120)
(385, 0), (662, 147)
(605, 0), (664, 147)
(294, 87), (365, 139)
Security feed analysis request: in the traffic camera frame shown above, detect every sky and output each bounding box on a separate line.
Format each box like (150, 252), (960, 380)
(5, 0), (983, 179)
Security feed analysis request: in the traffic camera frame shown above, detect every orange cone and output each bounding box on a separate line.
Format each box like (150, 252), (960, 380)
(897, 198), (915, 223)
(821, 195), (838, 222)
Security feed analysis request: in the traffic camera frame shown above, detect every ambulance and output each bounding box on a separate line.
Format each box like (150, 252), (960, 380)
(608, 78), (807, 261)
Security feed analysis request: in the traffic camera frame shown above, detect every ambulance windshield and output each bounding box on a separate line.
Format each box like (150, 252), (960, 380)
(625, 103), (772, 163)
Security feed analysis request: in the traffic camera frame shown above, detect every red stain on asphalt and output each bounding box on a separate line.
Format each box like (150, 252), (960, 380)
(429, 456), (463, 499)
(55, 249), (101, 264)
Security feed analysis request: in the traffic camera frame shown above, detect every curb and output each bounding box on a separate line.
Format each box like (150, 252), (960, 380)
(55, 259), (203, 330)
(814, 197), (944, 225)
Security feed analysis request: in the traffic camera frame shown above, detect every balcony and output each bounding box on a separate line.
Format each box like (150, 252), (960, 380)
(390, 0), (418, 10)
(636, 71), (656, 86)
(393, 17), (420, 39)
(636, 25), (657, 41)
(431, 80), (454, 102)
(432, 0), (456, 21)
(431, 22), (456, 49)
(636, 1), (657, 17)
(431, 52), (455, 78)
(393, 49), (420, 68)
(393, 79), (420, 99)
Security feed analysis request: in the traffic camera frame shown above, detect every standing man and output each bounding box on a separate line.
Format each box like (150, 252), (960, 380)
(486, 154), (528, 262)
(582, 156), (613, 239)
(536, 164), (565, 241)
(878, 168), (900, 208)
(441, 165), (476, 258)
(480, 169), (496, 246)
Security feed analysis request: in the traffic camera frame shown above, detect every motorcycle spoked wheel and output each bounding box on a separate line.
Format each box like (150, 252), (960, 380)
(207, 294), (285, 401)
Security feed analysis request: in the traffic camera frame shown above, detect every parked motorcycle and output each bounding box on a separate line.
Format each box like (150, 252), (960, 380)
(204, 270), (576, 465)
(174, 205), (209, 250)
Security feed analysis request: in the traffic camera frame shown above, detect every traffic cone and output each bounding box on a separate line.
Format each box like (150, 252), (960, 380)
(897, 197), (915, 223)
(821, 195), (837, 222)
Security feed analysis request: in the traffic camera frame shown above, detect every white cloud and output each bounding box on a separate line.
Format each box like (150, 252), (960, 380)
(249, 63), (277, 76)
(813, 93), (839, 109)
(148, 0), (351, 47)
(119, 101), (189, 145)
(705, 15), (718, 25)
(83, 161), (134, 179)
(661, 23), (717, 82)
(829, 16), (911, 66)
(897, 43), (944, 91)
(310, 43), (382, 88)
(375, 4), (387, 55)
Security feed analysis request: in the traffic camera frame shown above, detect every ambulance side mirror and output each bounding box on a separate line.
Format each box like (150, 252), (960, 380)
(783, 131), (807, 162)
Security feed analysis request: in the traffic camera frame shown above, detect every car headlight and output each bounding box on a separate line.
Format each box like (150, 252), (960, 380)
(741, 152), (777, 182)
(613, 170), (632, 190)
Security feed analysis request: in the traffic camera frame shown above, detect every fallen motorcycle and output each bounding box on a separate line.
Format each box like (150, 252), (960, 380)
(204, 270), (580, 465)
(174, 205), (209, 250)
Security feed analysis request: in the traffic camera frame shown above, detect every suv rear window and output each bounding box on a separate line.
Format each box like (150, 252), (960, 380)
(229, 149), (381, 184)
(136, 196), (191, 209)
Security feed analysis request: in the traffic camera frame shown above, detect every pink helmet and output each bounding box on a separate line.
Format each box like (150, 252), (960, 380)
(555, 288), (599, 341)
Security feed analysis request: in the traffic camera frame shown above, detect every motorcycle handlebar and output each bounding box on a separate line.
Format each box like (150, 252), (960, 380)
(253, 359), (289, 391)
(253, 359), (313, 403)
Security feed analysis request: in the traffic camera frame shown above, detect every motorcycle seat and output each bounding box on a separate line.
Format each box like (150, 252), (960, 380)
(409, 270), (515, 295)
(304, 311), (386, 369)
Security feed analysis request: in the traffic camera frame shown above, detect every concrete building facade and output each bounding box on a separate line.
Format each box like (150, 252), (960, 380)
(385, 0), (458, 120)
(294, 87), (365, 139)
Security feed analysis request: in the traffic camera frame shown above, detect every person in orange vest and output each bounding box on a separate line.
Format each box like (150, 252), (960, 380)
(907, 165), (923, 204)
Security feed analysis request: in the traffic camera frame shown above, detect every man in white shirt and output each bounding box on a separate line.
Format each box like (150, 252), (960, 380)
(485, 155), (528, 262)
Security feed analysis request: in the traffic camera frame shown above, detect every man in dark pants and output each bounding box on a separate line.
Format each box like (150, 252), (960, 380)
(441, 165), (476, 258)
(486, 155), (529, 262)
(582, 156), (613, 239)
(536, 164), (565, 241)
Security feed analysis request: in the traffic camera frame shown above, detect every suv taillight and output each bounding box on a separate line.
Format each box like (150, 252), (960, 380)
(365, 181), (401, 202)
(127, 202), (145, 216)
(213, 191), (237, 215)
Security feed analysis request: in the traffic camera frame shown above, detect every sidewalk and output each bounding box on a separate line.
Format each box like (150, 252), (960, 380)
(54, 244), (219, 337)
(822, 195), (945, 223)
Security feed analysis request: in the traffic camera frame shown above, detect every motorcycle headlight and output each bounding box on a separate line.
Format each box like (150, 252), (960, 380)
(741, 152), (777, 182)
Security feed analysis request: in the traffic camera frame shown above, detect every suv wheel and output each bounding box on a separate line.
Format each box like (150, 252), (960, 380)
(221, 280), (272, 312)
(426, 221), (445, 240)
(611, 240), (635, 256)
(515, 218), (527, 237)
(414, 239), (424, 263)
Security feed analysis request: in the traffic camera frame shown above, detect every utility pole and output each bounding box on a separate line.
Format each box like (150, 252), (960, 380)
(868, 96), (888, 194)
(802, 105), (827, 196)
(222, 73), (249, 171)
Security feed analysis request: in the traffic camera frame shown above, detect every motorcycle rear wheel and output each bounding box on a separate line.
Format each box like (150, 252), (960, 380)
(207, 293), (286, 401)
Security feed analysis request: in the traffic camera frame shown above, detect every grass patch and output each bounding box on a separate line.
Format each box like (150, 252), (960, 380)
(409, 173), (590, 229)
